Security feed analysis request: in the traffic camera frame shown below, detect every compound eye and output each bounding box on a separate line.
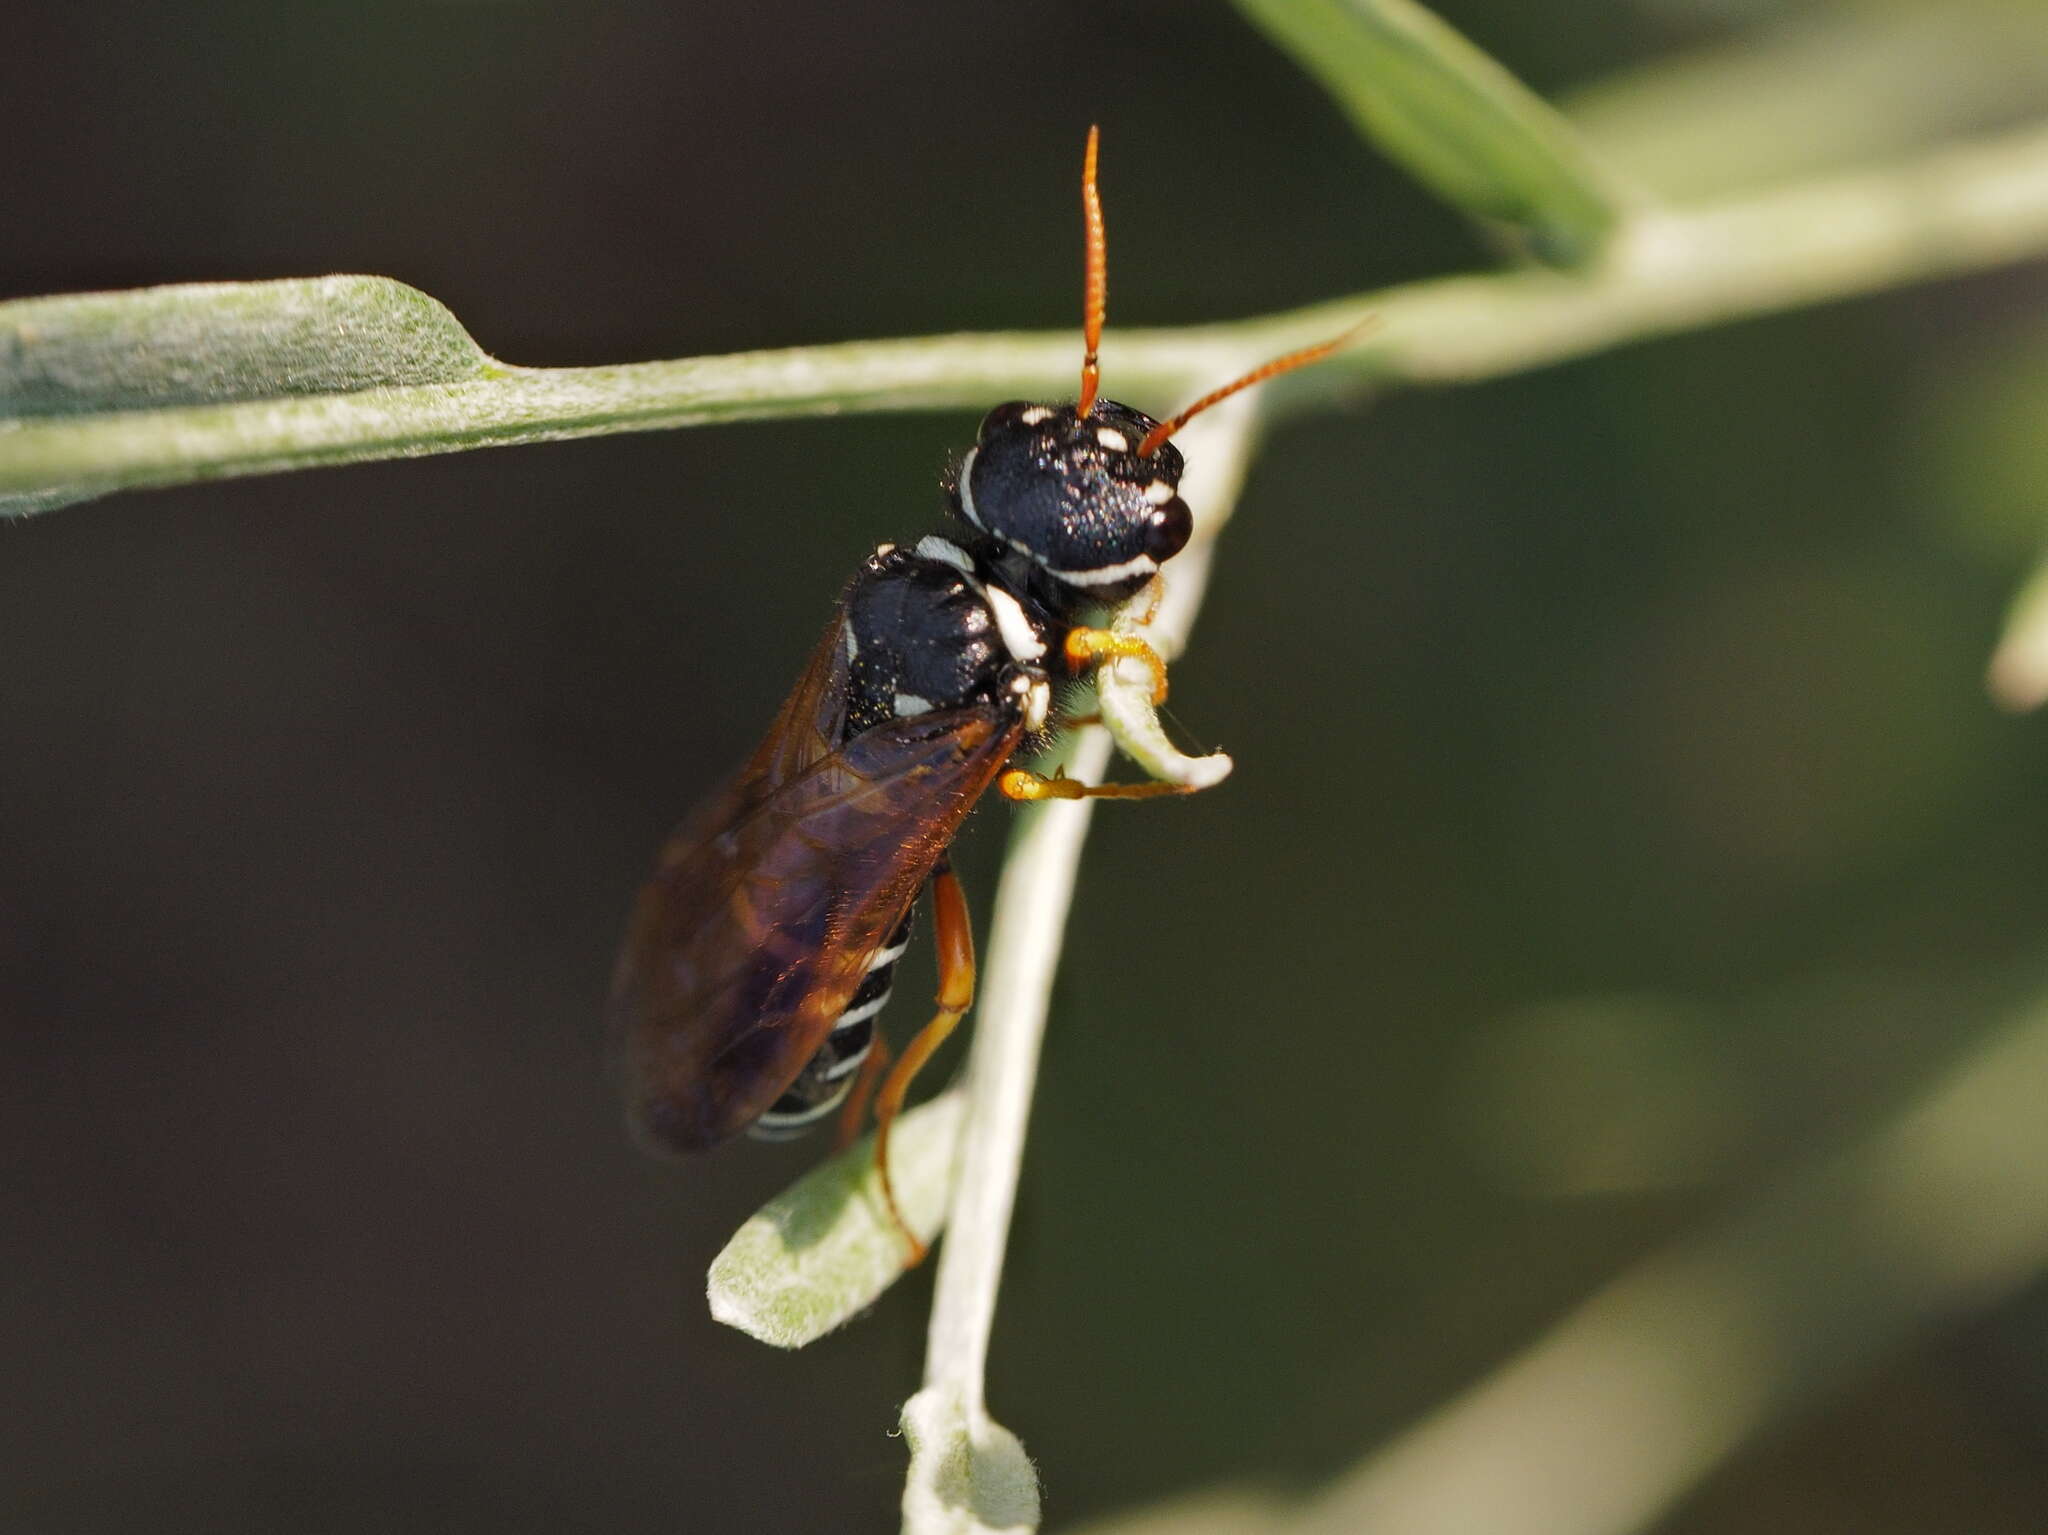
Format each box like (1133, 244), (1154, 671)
(1143, 497), (1194, 563)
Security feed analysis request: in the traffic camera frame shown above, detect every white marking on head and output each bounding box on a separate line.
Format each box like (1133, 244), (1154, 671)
(1095, 426), (1130, 451)
(1019, 406), (1053, 425)
(955, 447), (985, 531)
(1143, 479), (1175, 506)
(914, 535), (976, 575)
(1040, 551), (1160, 587)
(875, 542), (897, 556)
(982, 583), (1046, 662)
(893, 692), (934, 718)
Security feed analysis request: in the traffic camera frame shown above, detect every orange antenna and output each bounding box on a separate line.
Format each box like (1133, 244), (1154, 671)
(1136, 314), (1380, 458)
(1077, 125), (1107, 417)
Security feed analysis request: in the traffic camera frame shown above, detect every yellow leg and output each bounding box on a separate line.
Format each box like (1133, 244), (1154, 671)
(873, 868), (975, 1267)
(1000, 768), (1197, 802)
(1027, 598), (1212, 801)
(1065, 628), (1168, 704)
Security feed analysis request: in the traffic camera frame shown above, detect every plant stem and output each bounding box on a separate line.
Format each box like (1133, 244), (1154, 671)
(9, 121), (2048, 504)
(918, 724), (1114, 1413)
(1319, 117), (2048, 391)
(901, 408), (1258, 1532)
(921, 402), (1254, 1391)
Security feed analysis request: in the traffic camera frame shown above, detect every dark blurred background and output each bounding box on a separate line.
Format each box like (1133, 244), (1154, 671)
(9, 2), (2048, 1531)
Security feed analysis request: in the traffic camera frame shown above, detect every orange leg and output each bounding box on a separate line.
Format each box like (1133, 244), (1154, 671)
(999, 768), (1196, 802)
(874, 867), (977, 1267)
(1065, 628), (1168, 704)
(833, 1033), (892, 1151)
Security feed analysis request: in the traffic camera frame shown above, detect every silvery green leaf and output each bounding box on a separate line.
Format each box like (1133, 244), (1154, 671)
(0, 276), (492, 514)
(707, 1093), (964, 1349)
(0, 276), (1086, 517)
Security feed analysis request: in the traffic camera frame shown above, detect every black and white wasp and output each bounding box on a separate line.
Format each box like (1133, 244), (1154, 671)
(610, 128), (1351, 1262)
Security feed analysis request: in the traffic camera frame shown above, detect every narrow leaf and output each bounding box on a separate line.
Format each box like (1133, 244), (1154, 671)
(0, 277), (1086, 517)
(0, 275), (496, 514)
(1231, 0), (1628, 265)
(707, 1092), (964, 1349)
(0, 275), (493, 418)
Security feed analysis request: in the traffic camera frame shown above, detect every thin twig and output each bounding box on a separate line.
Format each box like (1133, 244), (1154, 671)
(9, 120), (2048, 506)
(900, 405), (1260, 1533)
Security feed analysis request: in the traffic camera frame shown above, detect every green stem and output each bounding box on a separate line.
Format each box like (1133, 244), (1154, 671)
(899, 406), (1260, 1535)
(1327, 118), (2048, 389)
(8, 121), (2048, 504)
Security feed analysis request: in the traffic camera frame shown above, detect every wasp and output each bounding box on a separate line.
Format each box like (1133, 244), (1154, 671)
(611, 128), (1351, 1264)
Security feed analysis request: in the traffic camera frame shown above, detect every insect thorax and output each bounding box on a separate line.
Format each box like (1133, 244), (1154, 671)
(840, 539), (1054, 737)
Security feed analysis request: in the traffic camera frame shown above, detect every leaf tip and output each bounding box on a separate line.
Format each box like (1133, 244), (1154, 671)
(901, 1385), (1042, 1535)
(703, 1093), (965, 1349)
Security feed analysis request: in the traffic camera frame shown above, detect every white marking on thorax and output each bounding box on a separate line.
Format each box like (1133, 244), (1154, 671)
(893, 692), (933, 717)
(982, 583), (1045, 662)
(916, 534), (975, 574)
(842, 621), (858, 660)
(1008, 672), (1051, 733)
(913, 536), (1046, 664)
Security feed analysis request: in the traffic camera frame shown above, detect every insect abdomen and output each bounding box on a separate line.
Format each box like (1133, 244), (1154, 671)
(749, 910), (913, 1139)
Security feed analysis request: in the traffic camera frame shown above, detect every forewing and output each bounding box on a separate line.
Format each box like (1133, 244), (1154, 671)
(613, 702), (1022, 1152)
(744, 612), (854, 788)
(625, 611), (851, 912)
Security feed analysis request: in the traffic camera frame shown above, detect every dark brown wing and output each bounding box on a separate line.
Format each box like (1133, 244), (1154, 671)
(733, 614), (855, 811)
(611, 698), (1023, 1153)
